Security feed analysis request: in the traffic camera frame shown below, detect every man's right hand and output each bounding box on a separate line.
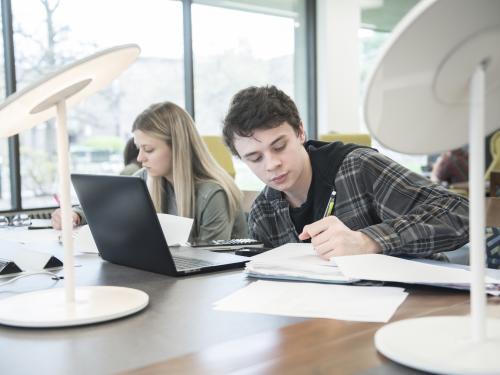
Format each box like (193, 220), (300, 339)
(298, 216), (381, 259)
(51, 208), (81, 230)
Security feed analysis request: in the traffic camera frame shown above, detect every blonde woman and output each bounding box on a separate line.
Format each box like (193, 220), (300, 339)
(52, 102), (247, 242)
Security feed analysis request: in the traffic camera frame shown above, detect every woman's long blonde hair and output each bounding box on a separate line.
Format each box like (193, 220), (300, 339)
(132, 102), (242, 224)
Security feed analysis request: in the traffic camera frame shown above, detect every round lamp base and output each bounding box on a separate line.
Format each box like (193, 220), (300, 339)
(375, 316), (500, 375)
(0, 286), (148, 328)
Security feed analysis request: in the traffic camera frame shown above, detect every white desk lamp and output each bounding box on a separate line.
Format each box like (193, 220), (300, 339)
(364, 0), (500, 373)
(0, 45), (148, 327)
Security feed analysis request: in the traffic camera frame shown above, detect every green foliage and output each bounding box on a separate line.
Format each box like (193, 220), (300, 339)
(20, 147), (57, 196)
(82, 136), (124, 152)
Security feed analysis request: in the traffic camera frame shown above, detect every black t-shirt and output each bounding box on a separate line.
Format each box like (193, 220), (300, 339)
(289, 175), (317, 238)
(288, 140), (364, 239)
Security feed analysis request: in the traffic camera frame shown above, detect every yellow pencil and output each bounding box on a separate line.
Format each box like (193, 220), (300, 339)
(323, 190), (337, 217)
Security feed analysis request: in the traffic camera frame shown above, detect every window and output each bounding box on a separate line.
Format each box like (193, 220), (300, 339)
(192, 0), (309, 190)
(1, 0), (314, 212)
(0, 16), (11, 211)
(359, 1), (426, 174)
(12, 0), (184, 208)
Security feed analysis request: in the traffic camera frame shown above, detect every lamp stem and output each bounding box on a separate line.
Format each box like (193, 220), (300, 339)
(55, 100), (75, 303)
(469, 63), (486, 342)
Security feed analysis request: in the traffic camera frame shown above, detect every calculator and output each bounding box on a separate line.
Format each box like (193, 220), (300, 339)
(187, 238), (264, 249)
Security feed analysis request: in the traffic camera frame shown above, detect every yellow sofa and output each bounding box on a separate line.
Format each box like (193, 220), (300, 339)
(202, 135), (236, 178)
(318, 133), (372, 147)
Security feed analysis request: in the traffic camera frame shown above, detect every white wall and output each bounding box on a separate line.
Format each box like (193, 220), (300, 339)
(316, 0), (360, 135)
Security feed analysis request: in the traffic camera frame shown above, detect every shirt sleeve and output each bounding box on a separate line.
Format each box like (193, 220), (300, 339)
(248, 207), (267, 245)
(247, 195), (299, 249)
(196, 189), (234, 242)
(74, 205), (87, 225)
(350, 150), (469, 257)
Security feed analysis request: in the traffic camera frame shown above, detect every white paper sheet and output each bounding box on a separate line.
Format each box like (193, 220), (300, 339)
(214, 280), (408, 322)
(74, 225), (98, 253)
(333, 254), (500, 285)
(245, 243), (356, 283)
(0, 227), (59, 243)
(156, 213), (193, 246)
(0, 239), (62, 274)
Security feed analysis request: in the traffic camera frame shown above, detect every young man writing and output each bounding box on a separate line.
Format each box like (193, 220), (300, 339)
(222, 85), (469, 260)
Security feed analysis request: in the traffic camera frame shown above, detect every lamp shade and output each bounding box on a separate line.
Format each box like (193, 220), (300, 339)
(0, 44), (140, 138)
(364, 0), (500, 154)
(0, 44), (148, 328)
(364, 1), (500, 373)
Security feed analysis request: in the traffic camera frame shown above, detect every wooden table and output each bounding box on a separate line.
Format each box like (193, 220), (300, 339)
(2, 239), (499, 375)
(119, 197), (500, 374)
(124, 288), (500, 375)
(448, 180), (489, 194)
(0, 249), (302, 375)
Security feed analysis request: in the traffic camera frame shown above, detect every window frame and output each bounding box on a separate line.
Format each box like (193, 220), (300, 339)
(1, 0), (21, 211)
(0, 0), (316, 214)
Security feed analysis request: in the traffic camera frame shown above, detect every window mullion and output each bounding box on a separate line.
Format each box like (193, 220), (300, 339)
(306, 0), (317, 139)
(1, 0), (21, 210)
(183, 0), (195, 119)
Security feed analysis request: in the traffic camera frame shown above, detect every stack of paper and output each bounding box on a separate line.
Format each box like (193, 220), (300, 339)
(214, 280), (408, 322)
(245, 243), (356, 284)
(245, 243), (500, 295)
(334, 254), (500, 296)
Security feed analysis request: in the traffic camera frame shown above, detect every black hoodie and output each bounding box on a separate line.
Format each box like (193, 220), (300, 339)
(289, 140), (365, 234)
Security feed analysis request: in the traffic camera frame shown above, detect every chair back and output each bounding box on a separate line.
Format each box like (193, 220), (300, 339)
(202, 135), (236, 178)
(318, 133), (372, 147)
(485, 130), (500, 181)
(491, 171), (500, 197)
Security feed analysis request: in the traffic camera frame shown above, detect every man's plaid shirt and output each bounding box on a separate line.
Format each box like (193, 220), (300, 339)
(248, 148), (469, 258)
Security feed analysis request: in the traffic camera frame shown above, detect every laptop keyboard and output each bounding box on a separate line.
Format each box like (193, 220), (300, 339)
(173, 256), (215, 270)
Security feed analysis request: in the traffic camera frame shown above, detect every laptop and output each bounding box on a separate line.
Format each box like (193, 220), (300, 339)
(71, 174), (249, 276)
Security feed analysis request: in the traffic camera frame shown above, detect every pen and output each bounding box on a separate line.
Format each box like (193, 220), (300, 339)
(28, 225), (53, 230)
(323, 190), (337, 217)
(53, 193), (60, 206)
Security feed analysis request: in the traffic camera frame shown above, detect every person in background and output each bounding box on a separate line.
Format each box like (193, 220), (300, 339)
(120, 137), (142, 176)
(52, 101), (247, 242)
(431, 147), (469, 186)
(431, 131), (496, 186)
(222, 85), (469, 260)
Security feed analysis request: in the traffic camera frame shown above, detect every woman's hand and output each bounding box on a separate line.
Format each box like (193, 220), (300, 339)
(51, 208), (81, 230)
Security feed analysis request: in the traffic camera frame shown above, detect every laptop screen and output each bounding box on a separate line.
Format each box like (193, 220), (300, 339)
(71, 174), (248, 276)
(71, 174), (178, 275)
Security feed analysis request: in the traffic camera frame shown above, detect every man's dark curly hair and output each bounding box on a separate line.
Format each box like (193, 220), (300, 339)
(222, 85), (302, 156)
